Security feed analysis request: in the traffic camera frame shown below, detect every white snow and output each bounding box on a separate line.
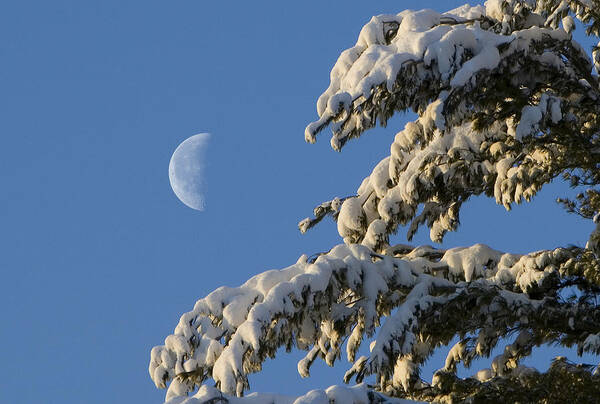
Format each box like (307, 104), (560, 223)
(164, 383), (422, 404)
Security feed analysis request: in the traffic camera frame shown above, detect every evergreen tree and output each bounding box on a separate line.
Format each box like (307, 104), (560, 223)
(150, 1), (600, 402)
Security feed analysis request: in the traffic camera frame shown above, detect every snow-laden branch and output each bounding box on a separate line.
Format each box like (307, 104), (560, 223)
(163, 383), (419, 404)
(305, 5), (597, 151)
(149, 243), (599, 402)
(301, 3), (600, 244)
(303, 113), (600, 244)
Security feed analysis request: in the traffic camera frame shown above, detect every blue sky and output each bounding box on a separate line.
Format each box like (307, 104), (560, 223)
(1, 1), (597, 403)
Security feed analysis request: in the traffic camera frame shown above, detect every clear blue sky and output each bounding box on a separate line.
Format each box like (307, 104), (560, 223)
(1, 1), (597, 403)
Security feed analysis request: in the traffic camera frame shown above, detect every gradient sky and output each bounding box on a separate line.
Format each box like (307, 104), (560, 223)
(1, 1), (598, 403)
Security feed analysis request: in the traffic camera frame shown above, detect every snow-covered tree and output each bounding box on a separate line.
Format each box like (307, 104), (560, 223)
(150, 1), (600, 402)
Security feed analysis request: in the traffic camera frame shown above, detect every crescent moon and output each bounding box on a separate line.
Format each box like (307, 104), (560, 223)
(168, 133), (210, 211)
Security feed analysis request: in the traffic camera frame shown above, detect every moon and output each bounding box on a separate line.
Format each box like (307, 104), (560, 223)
(169, 133), (210, 211)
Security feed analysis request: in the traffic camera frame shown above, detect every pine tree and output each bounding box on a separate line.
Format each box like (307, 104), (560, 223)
(149, 1), (600, 402)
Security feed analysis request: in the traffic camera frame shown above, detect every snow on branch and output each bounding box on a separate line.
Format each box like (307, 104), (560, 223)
(301, 3), (600, 244)
(163, 383), (419, 404)
(305, 4), (597, 151)
(303, 110), (600, 244)
(149, 243), (598, 402)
